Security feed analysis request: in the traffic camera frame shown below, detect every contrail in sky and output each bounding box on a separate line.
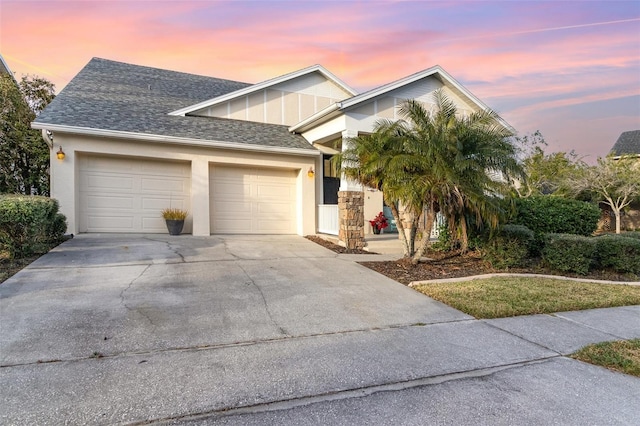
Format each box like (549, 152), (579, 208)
(4, 54), (60, 78)
(440, 17), (640, 42)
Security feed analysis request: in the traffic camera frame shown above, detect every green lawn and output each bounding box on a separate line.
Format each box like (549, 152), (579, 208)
(572, 339), (640, 377)
(412, 276), (640, 319)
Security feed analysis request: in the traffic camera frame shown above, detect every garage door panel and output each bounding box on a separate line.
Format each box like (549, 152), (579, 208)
(87, 195), (134, 209)
(214, 219), (254, 232)
(213, 182), (251, 198)
(140, 162), (190, 176)
(255, 183), (290, 198)
(213, 201), (253, 216)
(141, 217), (166, 231)
(140, 177), (187, 193)
(210, 165), (297, 234)
(256, 168), (295, 179)
(256, 201), (292, 215)
(86, 157), (135, 172)
(86, 175), (134, 191)
(141, 197), (186, 210)
(87, 215), (134, 231)
(256, 219), (292, 232)
(79, 155), (191, 233)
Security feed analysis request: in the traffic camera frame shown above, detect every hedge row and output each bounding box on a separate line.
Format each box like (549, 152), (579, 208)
(511, 196), (601, 236)
(542, 233), (640, 275)
(483, 224), (640, 275)
(482, 224), (533, 269)
(0, 195), (67, 258)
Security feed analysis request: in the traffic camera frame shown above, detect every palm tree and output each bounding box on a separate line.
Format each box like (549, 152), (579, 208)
(338, 90), (525, 262)
(336, 120), (423, 256)
(400, 92), (524, 259)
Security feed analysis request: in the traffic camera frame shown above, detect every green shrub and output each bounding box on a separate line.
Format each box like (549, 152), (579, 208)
(620, 232), (640, 240)
(483, 224), (533, 269)
(431, 223), (452, 252)
(595, 235), (640, 274)
(0, 195), (67, 258)
(542, 233), (597, 275)
(511, 196), (600, 254)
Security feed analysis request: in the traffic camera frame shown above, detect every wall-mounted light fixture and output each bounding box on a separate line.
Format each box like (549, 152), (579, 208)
(56, 146), (65, 160)
(307, 167), (315, 178)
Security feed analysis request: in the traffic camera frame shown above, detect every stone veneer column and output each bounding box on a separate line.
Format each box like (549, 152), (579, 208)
(338, 190), (365, 250)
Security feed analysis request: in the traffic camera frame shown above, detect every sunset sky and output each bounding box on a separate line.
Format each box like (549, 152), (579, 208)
(1, 0), (639, 162)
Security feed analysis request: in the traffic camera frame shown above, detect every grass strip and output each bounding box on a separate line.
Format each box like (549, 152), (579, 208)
(412, 276), (640, 319)
(571, 339), (640, 377)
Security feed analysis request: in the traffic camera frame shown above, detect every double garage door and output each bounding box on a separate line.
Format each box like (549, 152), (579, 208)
(79, 155), (297, 234)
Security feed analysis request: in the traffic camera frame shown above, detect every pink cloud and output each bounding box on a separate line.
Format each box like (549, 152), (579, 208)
(2, 0), (637, 163)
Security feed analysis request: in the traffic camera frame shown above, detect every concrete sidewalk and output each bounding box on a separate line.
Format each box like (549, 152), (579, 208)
(1, 235), (639, 425)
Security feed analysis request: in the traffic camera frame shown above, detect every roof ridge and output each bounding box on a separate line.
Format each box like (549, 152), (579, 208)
(88, 57), (250, 86)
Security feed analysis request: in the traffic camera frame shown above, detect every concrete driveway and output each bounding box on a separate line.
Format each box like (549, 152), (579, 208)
(1, 235), (639, 424)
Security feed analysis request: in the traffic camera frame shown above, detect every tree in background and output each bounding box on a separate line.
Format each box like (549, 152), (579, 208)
(567, 156), (640, 234)
(0, 74), (55, 195)
(515, 131), (585, 197)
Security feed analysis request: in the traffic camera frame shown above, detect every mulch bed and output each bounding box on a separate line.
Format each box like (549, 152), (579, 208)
(305, 235), (377, 254)
(305, 236), (638, 285)
(0, 255), (41, 284)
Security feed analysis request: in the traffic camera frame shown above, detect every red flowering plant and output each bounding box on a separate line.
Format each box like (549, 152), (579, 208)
(369, 212), (389, 231)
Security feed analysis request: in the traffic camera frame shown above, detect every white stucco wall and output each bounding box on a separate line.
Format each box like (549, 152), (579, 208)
(363, 189), (384, 234)
(50, 133), (317, 237)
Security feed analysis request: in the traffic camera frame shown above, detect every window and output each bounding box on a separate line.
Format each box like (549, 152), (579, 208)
(323, 155), (339, 178)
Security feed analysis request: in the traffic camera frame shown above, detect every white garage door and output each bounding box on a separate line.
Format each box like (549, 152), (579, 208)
(210, 165), (297, 234)
(79, 155), (191, 233)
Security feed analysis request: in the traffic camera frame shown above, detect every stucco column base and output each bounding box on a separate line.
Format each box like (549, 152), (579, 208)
(338, 190), (365, 250)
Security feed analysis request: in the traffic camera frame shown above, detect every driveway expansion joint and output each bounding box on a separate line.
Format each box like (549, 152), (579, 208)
(0, 319), (476, 368)
(551, 312), (631, 340)
(481, 317), (564, 356)
(142, 357), (561, 425)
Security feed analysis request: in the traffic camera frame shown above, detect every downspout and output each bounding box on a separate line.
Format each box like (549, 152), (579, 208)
(41, 129), (53, 149)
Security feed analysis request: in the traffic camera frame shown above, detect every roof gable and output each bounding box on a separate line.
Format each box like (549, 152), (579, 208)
(0, 53), (16, 84)
(290, 65), (510, 133)
(339, 66), (490, 111)
(169, 65), (357, 117)
(0, 54), (12, 76)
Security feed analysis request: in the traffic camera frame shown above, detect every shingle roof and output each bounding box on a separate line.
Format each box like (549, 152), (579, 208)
(0, 54), (12, 76)
(610, 130), (640, 156)
(34, 58), (316, 151)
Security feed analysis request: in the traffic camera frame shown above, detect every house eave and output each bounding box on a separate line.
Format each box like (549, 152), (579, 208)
(31, 123), (321, 157)
(288, 103), (342, 133)
(289, 65), (515, 134)
(611, 153), (640, 161)
(168, 64), (358, 117)
(339, 65), (445, 109)
(336, 65), (515, 133)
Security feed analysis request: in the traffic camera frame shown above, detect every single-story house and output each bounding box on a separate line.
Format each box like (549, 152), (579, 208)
(601, 129), (640, 232)
(33, 58), (504, 240)
(610, 130), (640, 160)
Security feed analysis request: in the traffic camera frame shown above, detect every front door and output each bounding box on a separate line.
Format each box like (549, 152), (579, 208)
(322, 155), (340, 204)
